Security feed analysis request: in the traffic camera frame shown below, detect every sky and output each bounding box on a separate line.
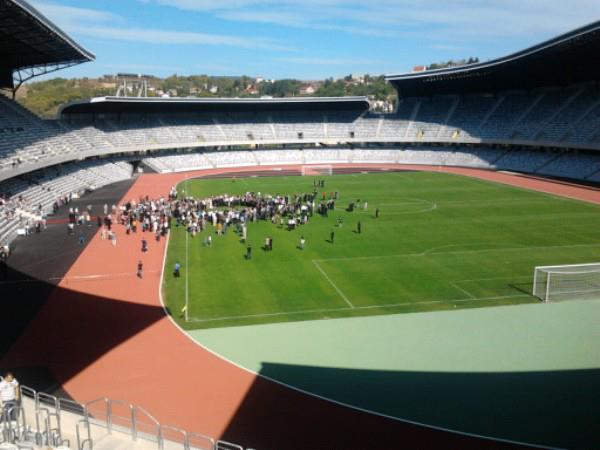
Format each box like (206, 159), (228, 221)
(28, 0), (600, 81)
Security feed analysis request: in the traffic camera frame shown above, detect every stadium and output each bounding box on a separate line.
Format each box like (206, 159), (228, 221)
(0, 0), (599, 449)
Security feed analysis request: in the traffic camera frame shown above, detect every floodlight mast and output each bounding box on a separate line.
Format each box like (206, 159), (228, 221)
(116, 73), (151, 98)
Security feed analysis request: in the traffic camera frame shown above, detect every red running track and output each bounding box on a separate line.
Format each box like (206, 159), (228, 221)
(3, 165), (599, 449)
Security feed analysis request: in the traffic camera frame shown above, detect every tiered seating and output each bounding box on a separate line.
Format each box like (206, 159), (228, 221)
(512, 89), (576, 140)
(303, 149), (345, 163)
(407, 96), (453, 140)
(352, 149), (399, 163)
(479, 93), (537, 140)
(536, 86), (599, 142)
(217, 113), (274, 141)
(442, 95), (498, 140)
(326, 111), (363, 139)
(143, 152), (213, 172)
(537, 152), (600, 179)
(494, 149), (555, 172)
(572, 102), (600, 144)
(354, 115), (381, 139)
(3, 85), (600, 181)
(272, 112), (325, 140)
(206, 150), (257, 167)
(378, 98), (417, 139)
(0, 160), (131, 245)
(254, 149), (303, 165)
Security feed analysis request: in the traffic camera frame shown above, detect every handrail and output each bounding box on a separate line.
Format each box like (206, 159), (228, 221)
(76, 419), (92, 450)
(58, 397), (86, 416)
(4, 405), (27, 444)
(187, 431), (215, 450)
(37, 407), (51, 446)
(216, 440), (244, 450)
(135, 405), (160, 426)
(159, 424), (187, 449)
(37, 392), (58, 410)
(84, 397), (110, 431)
(19, 385), (36, 401)
(21, 386), (248, 450)
(133, 404), (160, 445)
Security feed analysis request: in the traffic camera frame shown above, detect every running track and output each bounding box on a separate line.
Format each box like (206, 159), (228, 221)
(2, 165), (599, 450)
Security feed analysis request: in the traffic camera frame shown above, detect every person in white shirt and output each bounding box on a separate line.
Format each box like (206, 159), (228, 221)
(0, 372), (19, 420)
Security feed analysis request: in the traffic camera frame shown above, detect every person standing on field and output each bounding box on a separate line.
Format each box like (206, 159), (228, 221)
(299, 236), (305, 250)
(330, 230), (335, 244)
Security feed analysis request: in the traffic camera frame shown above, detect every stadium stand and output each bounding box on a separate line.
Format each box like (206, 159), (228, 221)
(0, 159), (132, 244)
(5, 81), (600, 182)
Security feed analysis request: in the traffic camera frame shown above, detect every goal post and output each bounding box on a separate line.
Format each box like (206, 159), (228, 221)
(301, 164), (333, 176)
(533, 263), (600, 302)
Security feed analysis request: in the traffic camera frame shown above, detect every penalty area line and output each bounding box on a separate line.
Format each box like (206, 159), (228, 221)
(312, 259), (355, 308)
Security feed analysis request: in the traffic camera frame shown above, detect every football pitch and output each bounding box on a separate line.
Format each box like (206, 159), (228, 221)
(163, 170), (600, 329)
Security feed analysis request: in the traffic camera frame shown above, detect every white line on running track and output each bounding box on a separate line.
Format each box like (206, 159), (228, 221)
(186, 293), (528, 323)
(312, 260), (354, 308)
(450, 281), (476, 299)
(314, 243), (600, 263)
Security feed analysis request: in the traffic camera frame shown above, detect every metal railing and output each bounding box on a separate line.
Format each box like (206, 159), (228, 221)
(19, 385), (247, 450)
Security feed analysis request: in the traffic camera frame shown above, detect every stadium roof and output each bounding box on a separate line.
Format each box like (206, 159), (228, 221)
(0, 0), (95, 90)
(386, 21), (600, 97)
(59, 96), (370, 117)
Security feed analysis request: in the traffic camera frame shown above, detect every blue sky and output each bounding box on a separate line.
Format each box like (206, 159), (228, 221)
(29, 0), (600, 80)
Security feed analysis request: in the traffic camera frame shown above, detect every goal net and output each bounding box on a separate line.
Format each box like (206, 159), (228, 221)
(533, 263), (600, 302)
(301, 164), (333, 176)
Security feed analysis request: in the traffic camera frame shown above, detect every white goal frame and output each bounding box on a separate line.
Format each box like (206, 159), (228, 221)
(301, 164), (333, 176)
(533, 263), (600, 302)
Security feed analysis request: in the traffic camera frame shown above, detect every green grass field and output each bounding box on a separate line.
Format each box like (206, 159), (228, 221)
(163, 171), (600, 329)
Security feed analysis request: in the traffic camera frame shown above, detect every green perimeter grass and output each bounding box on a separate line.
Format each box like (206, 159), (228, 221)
(163, 171), (600, 329)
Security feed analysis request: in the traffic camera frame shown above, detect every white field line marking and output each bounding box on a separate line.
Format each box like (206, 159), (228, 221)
(314, 243), (600, 264)
(312, 260), (354, 308)
(419, 242), (484, 256)
(450, 281), (476, 299)
(185, 293), (528, 323)
(456, 275), (533, 283)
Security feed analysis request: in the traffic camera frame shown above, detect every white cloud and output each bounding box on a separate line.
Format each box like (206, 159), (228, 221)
(28, 1), (122, 27)
(67, 25), (291, 50)
(143, 0), (600, 41)
(30, 1), (292, 51)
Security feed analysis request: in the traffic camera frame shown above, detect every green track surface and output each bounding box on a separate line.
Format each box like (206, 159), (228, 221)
(163, 171), (600, 330)
(189, 300), (600, 449)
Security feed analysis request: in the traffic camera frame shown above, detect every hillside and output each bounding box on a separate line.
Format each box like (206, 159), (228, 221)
(16, 74), (397, 118)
